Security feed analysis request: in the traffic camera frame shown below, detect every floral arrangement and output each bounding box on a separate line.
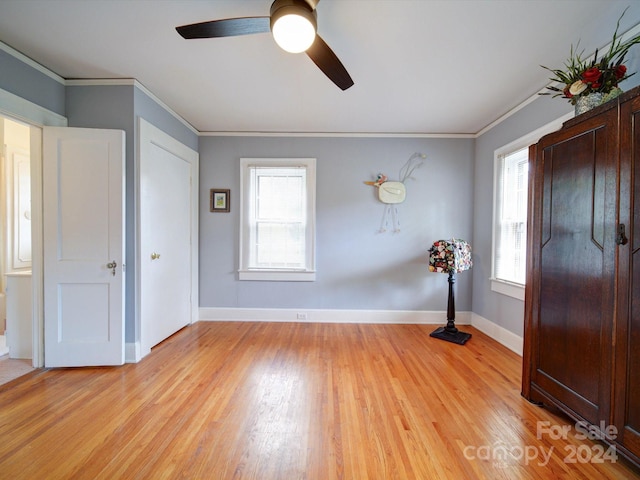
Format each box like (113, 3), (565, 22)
(428, 239), (472, 274)
(540, 8), (640, 105)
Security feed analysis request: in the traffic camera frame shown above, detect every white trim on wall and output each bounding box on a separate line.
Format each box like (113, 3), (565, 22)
(0, 88), (67, 128)
(199, 307), (472, 325)
(66, 79), (199, 136)
(199, 308), (523, 356)
(199, 131), (475, 138)
(0, 41), (65, 84)
(125, 341), (142, 364)
(490, 279), (525, 301)
(471, 312), (523, 356)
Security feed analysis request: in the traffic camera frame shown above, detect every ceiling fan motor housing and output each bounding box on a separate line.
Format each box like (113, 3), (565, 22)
(270, 0), (318, 33)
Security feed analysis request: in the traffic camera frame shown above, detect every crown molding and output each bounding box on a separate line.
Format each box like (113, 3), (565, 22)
(65, 78), (198, 135)
(198, 130), (475, 138)
(0, 41), (65, 84)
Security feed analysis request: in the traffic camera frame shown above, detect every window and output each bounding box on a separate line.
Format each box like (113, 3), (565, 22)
(493, 147), (528, 293)
(239, 158), (316, 281)
(490, 114), (572, 300)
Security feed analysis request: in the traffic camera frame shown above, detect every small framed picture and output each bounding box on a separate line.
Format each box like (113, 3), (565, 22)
(210, 189), (230, 212)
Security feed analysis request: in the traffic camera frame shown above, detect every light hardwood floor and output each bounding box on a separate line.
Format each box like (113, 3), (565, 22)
(0, 321), (637, 479)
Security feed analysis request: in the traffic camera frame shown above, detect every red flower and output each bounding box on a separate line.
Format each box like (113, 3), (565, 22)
(582, 67), (602, 84)
(615, 64), (627, 79)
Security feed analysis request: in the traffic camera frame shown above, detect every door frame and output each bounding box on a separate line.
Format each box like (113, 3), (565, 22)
(0, 87), (68, 368)
(135, 117), (198, 360)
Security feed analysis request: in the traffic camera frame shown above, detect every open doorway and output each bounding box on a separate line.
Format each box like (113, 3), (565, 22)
(0, 115), (35, 384)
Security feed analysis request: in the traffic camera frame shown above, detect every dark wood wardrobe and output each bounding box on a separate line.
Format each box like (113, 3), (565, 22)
(523, 85), (640, 467)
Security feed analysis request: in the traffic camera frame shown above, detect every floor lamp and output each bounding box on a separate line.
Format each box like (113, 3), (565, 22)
(428, 239), (472, 345)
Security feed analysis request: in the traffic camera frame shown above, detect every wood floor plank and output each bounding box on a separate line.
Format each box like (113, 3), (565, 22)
(0, 321), (638, 479)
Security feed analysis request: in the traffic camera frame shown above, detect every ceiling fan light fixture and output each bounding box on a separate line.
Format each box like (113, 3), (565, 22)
(270, 0), (317, 53)
(177, 0), (353, 90)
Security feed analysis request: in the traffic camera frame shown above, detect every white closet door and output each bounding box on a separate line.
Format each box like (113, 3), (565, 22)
(139, 119), (198, 356)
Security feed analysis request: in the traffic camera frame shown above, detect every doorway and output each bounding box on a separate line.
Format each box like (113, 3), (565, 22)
(1, 117), (32, 352)
(0, 115), (36, 383)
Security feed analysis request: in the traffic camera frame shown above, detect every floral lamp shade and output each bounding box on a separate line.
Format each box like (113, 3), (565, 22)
(428, 239), (472, 274)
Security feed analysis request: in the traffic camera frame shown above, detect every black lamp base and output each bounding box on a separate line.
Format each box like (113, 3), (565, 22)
(430, 271), (471, 345)
(430, 326), (472, 345)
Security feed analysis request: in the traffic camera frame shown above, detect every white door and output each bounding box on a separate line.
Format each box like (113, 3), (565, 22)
(43, 127), (125, 367)
(139, 119), (198, 355)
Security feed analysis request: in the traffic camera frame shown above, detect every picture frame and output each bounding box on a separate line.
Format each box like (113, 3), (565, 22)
(210, 189), (230, 213)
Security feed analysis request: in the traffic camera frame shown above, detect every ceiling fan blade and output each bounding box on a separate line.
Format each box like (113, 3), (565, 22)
(176, 17), (270, 39)
(306, 35), (354, 90)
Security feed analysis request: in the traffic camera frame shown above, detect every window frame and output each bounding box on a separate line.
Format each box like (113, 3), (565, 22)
(238, 157), (316, 282)
(491, 114), (571, 300)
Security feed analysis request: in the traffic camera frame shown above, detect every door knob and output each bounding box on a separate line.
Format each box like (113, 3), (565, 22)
(106, 261), (117, 276)
(151, 252), (160, 260)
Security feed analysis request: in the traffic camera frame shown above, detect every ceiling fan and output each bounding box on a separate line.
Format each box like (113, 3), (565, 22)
(176, 0), (354, 90)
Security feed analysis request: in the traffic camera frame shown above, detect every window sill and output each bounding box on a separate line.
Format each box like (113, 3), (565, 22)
(491, 278), (525, 301)
(239, 270), (316, 282)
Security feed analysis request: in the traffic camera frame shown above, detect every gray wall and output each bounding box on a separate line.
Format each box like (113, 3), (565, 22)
(199, 136), (474, 312)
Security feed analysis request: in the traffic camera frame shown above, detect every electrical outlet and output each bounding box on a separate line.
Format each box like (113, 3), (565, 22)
(296, 313), (307, 320)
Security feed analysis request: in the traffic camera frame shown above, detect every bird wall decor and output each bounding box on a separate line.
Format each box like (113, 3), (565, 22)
(364, 152), (425, 233)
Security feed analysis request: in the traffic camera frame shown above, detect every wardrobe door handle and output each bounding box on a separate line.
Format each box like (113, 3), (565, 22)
(616, 224), (628, 246)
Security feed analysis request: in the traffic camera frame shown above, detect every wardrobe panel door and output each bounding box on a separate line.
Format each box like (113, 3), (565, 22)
(615, 94), (640, 462)
(531, 109), (617, 425)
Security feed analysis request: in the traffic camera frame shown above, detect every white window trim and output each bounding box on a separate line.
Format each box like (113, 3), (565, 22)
(491, 113), (572, 300)
(491, 278), (525, 301)
(239, 157), (316, 282)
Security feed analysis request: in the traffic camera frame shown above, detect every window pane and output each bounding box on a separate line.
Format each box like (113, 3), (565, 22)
(249, 166), (307, 269)
(257, 174), (304, 220)
(256, 222), (305, 267)
(495, 147), (528, 285)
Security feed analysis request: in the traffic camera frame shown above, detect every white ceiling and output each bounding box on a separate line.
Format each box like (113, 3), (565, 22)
(1, 0), (639, 135)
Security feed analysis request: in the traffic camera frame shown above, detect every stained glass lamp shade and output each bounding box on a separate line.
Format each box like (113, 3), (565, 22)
(428, 239), (473, 345)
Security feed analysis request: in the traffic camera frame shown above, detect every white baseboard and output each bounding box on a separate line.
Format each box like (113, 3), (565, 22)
(125, 342), (148, 364)
(199, 307), (522, 355)
(471, 312), (523, 356)
(199, 307), (471, 325)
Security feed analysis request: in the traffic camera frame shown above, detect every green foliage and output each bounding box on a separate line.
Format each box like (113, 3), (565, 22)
(540, 7), (640, 105)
